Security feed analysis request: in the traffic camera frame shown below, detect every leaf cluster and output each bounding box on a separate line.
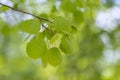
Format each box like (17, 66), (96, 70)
(18, 16), (77, 67)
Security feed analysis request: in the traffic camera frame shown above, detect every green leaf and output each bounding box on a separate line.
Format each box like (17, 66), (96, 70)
(19, 19), (40, 34)
(60, 36), (73, 54)
(0, 6), (9, 12)
(49, 16), (72, 33)
(44, 29), (53, 39)
(73, 10), (84, 24)
(49, 33), (63, 48)
(46, 47), (62, 66)
(60, 0), (76, 12)
(26, 33), (47, 59)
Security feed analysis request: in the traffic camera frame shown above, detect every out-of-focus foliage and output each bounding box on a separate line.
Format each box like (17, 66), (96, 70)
(0, 0), (120, 80)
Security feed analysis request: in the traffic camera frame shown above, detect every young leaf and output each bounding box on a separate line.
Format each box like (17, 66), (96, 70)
(0, 6), (9, 12)
(60, 36), (73, 54)
(46, 47), (62, 66)
(49, 16), (72, 33)
(19, 19), (40, 34)
(26, 33), (47, 59)
(49, 33), (63, 48)
(44, 29), (53, 39)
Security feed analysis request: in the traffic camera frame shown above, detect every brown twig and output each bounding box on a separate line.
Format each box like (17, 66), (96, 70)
(0, 2), (52, 23)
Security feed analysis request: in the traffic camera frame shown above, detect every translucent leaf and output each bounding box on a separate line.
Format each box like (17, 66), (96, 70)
(60, 36), (73, 54)
(73, 10), (84, 24)
(19, 19), (40, 34)
(39, 14), (48, 20)
(44, 29), (53, 39)
(0, 6), (9, 12)
(49, 16), (72, 33)
(60, 0), (76, 12)
(49, 33), (63, 48)
(26, 33), (47, 59)
(46, 47), (62, 66)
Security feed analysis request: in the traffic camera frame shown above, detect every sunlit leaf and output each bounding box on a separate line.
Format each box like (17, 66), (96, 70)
(60, 0), (76, 12)
(49, 33), (63, 48)
(0, 6), (9, 12)
(26, 33), (47, 59)
(19, 19), (40, 34)
(46, 47), (62, 66)
(73, 10), (84, 24)
(60, 36), (73, 54)
(44, 29), (53, 39)
(49, 16), (72, 33)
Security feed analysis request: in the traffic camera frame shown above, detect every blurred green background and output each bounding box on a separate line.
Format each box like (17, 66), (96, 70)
(0, 0), (120, 80)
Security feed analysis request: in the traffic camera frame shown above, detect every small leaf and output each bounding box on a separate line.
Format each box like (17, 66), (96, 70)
(49, 16), (72, 33)
(0, 6), (9, 12)
(19, 19), (40, 34)
(44, 29), (53, 39)
(46, 47), (62, 66)
(26, 33), (47, 59)
(60, 36), (73, 54)
(49, 33), (63, 48)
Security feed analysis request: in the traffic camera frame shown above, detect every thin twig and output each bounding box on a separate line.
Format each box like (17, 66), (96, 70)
(42, 24), (54, 34)
(0, 2), (52, 23)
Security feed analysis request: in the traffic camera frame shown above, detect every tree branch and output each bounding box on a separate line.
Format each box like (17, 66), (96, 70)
(0, 2), (52, 23)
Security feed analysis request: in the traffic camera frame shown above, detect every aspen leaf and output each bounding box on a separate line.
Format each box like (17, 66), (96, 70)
(26, 33), (47, 59)
(49, 16), (72, 33)
(46, 47), (62, 66)
(44, 29), (53, 39)
(50, 33), (63, 48)
(19, 19), (40, 34)
(60, 36), (73, 54)
(0, 6), (9, 12)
